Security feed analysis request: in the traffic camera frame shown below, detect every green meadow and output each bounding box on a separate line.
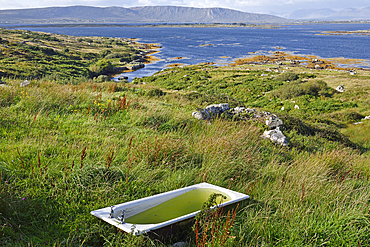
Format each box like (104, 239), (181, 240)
(1, 29), (370, 246)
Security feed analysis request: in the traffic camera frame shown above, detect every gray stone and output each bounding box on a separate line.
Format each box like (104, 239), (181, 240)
(20, 80), (30, 87)
(131, 63), (145, 70)
(266, 115), (283, 129)
(232, 107), (246, 114)
(192, 109), (211, 120)
(205, 103), (229, 115)
(262, 127), (288, 146)
(172, 242), (188, 247)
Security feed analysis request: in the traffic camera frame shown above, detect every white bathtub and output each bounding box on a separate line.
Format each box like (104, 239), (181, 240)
(90, 182), (249, 235)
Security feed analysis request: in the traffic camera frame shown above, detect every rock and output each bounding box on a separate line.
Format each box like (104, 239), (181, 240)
(364, 116), (370, 120)
(265, 115), (283, 129)
(205, 103), (229, 115)
(353, 122), (363, 125)
(232, 106), (246, 114)
(336, 85), (345, 93)
(172, 242), (188, 247)
(192, 109), (211, 121)
(192, 103), (229, 121)
(118, 76), (128, 80)
(131, 63), (145, 70)
(262, 127), (289, 146)
(294, 105), (300, 110)
(20, 80), (30, 87)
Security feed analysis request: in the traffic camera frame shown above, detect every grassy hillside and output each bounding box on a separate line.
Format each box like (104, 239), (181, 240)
(0, 28), (158, 81)
(1, 30), (370, 246)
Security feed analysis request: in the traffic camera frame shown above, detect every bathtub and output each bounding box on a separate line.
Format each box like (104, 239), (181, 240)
(90, 182), (249, 235)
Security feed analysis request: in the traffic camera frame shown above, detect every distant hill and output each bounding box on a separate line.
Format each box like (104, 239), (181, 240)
(287, 6), (370, 20)
(0, 6), (288, 24)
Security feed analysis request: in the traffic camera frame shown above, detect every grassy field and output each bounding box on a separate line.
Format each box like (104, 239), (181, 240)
(1, 30), (370, 246)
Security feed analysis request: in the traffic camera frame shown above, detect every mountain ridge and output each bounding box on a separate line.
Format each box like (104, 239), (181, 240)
(0, 6), (288, 24)
(286, 6), (370, 20)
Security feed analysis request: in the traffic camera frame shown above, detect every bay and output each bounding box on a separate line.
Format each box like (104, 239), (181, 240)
(10, 23), (370, 81)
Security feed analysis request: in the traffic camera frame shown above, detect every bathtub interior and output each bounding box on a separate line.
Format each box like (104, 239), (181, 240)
(90, 182), (249, 234)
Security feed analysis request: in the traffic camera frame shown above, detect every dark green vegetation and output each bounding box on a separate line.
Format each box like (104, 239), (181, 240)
(0, 28), (150, 81)
(1, 31), (370, 246)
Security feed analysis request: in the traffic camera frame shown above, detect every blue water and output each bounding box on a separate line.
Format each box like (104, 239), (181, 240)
(8, 23), (370, 80)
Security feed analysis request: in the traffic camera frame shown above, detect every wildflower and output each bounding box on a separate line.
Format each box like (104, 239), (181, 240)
(5, 181), (7, 183)
(22, 198), (25, 200)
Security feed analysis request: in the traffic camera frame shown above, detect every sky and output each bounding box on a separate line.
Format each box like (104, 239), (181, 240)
(0, 0), (369, 16)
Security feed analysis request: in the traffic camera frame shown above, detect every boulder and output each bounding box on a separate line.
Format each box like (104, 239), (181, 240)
(266, 115), (283, 129)
(131, 63), (145, 70)
(336, 85), (345, 93)
(205, 103), (229, 115)
(192, 103), (229, 121)
(20, 80), (30, 87)
(118, 76), (128, 80)
(262, 127), (288, 146)
(192, 109), (211, 120)
(172, 242), (188, 247)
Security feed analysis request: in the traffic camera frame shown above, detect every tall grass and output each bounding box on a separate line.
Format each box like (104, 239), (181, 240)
(1, 75), (370, 246)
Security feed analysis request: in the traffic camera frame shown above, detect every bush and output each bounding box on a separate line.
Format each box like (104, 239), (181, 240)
(330, 111), (364, 122)
(146, 88), (166, 97)
(275, 72), (299, 81)
(99, 49), (111, 58)
(89, 59), (114, 76)
(95, 75), (110, 82)
(272, 80), (331, 99)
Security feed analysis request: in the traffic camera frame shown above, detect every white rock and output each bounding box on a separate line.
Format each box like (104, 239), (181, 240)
(363, 116), (370, 120)
(266, 115), (283, 129)
(262, 127), (288, 146)
(192, 110), (210, 121)
(20, 80), (30, 87)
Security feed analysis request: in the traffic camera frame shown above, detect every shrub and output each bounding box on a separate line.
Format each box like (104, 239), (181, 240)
(146, 88), (166, 97)
(275, 72), (299, 81)
(95, 75), (110, 82)
(272, 80), (331, 99)
(330, 111), (364, 122)
(99, 49), (111, 58)
(89, 59), (114, 76)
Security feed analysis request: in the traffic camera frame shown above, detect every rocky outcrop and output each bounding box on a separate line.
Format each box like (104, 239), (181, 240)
(192, 103), (288, 146)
